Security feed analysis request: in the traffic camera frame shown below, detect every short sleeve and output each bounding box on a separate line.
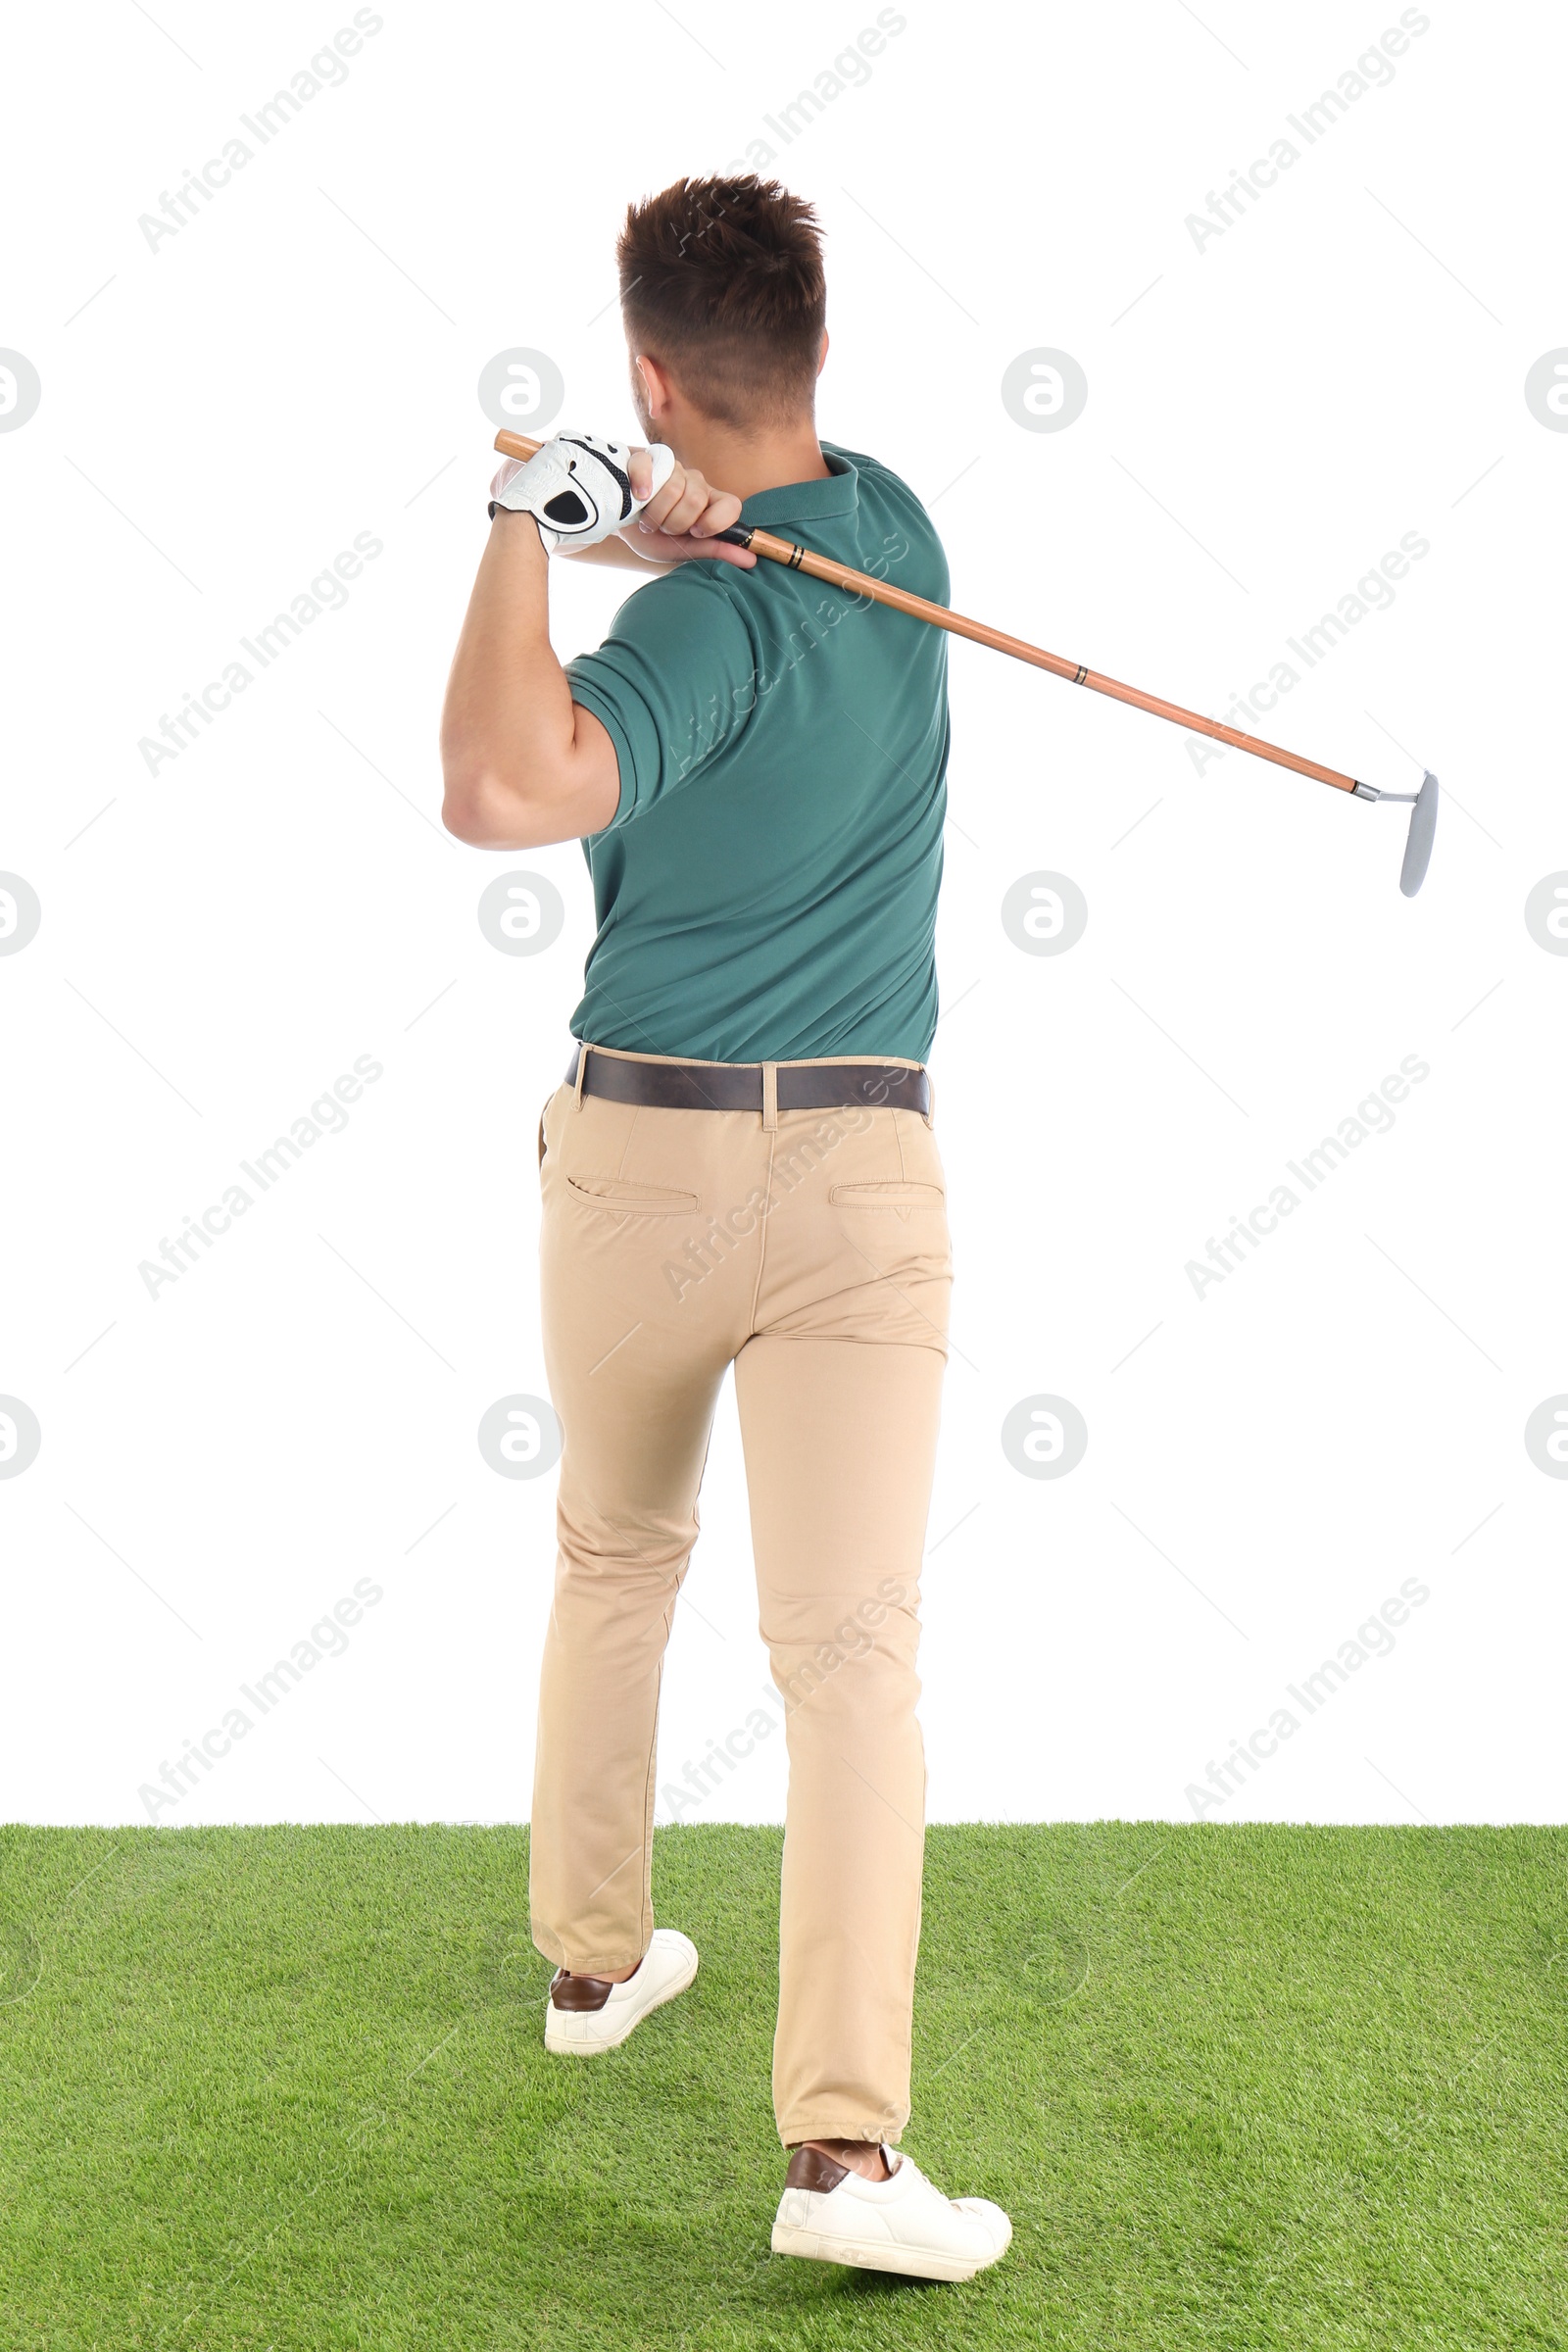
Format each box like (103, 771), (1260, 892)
(565, 566), (759, 832)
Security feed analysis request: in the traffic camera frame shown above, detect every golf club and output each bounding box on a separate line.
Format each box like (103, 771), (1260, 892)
(493, 427), (1439, 896)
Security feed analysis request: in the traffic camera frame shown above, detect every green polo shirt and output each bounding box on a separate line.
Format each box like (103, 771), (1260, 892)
(564, 442), (949, 1063)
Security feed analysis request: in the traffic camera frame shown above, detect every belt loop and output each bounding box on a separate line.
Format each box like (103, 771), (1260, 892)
(761, 1061), (778, 1133)
(574, 1043), (590, 1108)
(923, 1065), (936, 1129)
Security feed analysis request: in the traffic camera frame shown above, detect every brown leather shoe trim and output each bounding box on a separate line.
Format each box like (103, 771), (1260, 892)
(549, 1968), (616, 2012)
(784, 2143), (851, 2193)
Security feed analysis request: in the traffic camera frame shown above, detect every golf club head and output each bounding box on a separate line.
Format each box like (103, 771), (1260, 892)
(1399, 771), (1439, 897)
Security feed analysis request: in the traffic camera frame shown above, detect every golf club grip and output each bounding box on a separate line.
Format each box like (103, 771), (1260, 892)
(490, 430), (1359, 796)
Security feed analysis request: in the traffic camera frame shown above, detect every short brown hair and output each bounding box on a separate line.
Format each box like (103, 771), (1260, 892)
(617, 176), (826, 428)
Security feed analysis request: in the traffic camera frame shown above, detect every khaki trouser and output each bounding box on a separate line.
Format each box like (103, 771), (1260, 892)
(529, 1044), (952, 2146)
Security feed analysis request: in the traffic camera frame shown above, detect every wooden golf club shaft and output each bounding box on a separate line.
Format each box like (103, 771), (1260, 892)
(493, 428), (1362, 797)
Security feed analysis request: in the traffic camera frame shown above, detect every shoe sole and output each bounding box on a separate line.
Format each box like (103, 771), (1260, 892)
(770, 2220), (1001, 2283)
(543, 1949), (699, 2056)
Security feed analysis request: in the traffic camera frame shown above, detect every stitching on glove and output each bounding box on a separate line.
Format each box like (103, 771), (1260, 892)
(561, 436), (635, 520)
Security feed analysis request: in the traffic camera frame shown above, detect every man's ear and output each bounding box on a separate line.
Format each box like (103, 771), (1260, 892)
(634, 353), (673, 421)
(816, 329), (829, 378)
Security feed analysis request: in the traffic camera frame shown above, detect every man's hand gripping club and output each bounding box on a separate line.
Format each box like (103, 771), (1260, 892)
(488, 430), (756, 570)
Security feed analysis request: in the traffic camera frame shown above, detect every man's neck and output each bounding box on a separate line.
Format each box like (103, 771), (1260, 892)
(666, 416), (831, 505)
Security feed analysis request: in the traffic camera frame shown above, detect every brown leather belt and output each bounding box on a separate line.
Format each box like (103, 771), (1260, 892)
(565, 1043), (930, 1117)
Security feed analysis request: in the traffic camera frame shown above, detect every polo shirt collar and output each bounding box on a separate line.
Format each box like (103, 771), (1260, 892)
(738, 447), (858, 529)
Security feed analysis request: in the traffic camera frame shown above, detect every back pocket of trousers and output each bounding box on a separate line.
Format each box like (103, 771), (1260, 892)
(565, 1174), (699, 1215)
(829, 1182), (945, 1208)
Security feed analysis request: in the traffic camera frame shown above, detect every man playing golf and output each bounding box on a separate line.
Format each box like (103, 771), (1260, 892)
(441, 174), (1010, 2282)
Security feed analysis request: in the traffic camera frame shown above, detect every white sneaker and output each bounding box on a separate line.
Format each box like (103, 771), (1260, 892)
(543, 1929), (699, 2056)
(772, 2144), (1011, 2282)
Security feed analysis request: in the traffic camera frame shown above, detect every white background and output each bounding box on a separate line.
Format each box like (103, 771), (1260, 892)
(3, 0), (1564, 1832)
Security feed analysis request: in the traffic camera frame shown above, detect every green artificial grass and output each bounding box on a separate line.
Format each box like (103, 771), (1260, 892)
(0, 1824), (1564, 2350)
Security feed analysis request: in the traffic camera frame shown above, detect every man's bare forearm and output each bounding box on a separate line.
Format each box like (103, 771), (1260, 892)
(560, 533), (674, 574)
(440, 438), (752, 850)
(440, 513), (618, 847)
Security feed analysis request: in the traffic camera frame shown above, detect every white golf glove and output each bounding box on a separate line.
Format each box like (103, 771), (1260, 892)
(488, 431), (676, 550)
